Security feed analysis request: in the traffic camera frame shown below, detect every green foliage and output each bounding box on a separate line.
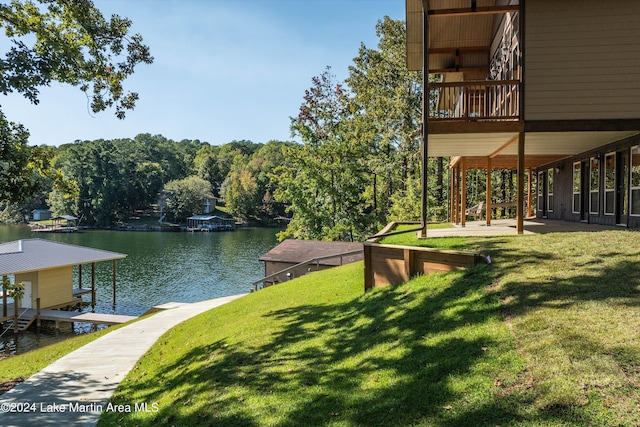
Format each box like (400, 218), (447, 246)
(276, 68), (375, 241)
(0, 0), (153, 119)
(163, 175), (212, 222)
(222, 141), (289, 220)
(0, 0), (152, 206)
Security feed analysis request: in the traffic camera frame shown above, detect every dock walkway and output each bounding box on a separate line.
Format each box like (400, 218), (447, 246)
(0, 294), (246, 427)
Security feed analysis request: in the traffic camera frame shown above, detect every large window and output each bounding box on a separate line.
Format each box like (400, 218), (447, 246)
(537, 170), (544, 212)
(590, 157), (600, 214)
(572, 162), (581, 214)
(631, 146), (640, 216)
(547, 169), (554, 212)
(604, 153), (615, 215)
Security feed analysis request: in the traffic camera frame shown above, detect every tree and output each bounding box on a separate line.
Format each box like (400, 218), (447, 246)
(163, 176), (212, 222)
(347, 17), (424, 224)
(276, 68), (373, 241)
(0, 0), (153, 202)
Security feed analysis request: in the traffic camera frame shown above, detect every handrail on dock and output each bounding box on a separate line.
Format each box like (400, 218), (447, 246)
(251, 249), (364, 292)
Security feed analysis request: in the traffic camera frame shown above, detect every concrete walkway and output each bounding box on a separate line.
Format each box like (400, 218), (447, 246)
(0, 294), (246, 427)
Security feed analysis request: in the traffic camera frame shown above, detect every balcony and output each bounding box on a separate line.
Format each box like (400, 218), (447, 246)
(430, 80), (520, 121)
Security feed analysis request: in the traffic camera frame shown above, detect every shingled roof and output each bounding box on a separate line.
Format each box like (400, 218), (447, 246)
(0, 239), (126, 275)
(259, 239), (363, 267)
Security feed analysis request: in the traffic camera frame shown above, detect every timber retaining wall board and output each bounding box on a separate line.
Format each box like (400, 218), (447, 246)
(364, 242), (486, 290)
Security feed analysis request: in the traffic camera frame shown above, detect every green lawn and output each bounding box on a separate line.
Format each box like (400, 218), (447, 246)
(98, 229), (640, 426)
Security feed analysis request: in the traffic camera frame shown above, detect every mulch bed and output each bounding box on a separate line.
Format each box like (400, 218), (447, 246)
(0, 377), (25, 395)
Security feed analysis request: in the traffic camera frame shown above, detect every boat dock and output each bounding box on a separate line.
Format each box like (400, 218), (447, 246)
(1, 303), (136, 332)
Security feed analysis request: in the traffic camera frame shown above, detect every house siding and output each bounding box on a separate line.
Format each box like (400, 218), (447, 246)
(36, 267), (73, 308)
(525, 0), (640, 121)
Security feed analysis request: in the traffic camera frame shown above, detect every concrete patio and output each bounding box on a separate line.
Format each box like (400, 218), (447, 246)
(424, 218), (623, 238)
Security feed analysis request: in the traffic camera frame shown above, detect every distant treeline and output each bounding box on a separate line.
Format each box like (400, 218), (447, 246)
(0, 135), (293, 227)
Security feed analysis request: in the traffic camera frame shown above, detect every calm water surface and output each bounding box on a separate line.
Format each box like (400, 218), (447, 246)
(0, 225), (280, 354)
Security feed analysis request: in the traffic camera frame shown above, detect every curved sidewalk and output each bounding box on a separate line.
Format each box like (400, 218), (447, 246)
(0, 294), (246, 427)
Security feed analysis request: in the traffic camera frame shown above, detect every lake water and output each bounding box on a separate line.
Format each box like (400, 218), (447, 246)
(0, 225), (280, 355)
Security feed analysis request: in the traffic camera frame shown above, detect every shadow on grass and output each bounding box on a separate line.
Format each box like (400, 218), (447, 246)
(101, 232), (640, 426)
(101, 264), (529, 427)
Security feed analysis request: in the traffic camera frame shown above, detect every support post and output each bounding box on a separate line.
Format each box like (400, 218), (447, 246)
(37, 297), (41, 328)
(2, 275), (7, 318)
(449, 167), (454, 223)
(79, 264), (82, 289)
(112, 259), (117, 307)
(486, 156), (492, 226)
(91, 262), (96, 310)
(419, 3), (430, 238)
(517, 132), (525, 234)
(527, 168), (533, 218)
(461, 158), (467, 227)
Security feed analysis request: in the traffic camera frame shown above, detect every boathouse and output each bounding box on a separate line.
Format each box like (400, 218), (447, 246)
(186, 215), (235, 231)
(256, 240), (363, 289)
(0, 239), (127, 330)
(405, 0), (640, 232)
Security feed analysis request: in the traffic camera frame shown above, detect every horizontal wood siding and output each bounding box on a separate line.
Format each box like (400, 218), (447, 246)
(364, 243), (485, 290)
(525, 0), (640, 121)
(37, 267), (73, 308)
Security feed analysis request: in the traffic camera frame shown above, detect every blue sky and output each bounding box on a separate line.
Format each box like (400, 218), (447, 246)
(3, 0), (405, 147)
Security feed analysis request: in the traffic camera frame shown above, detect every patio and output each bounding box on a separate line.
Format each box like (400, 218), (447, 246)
(425, 218), (622, 238)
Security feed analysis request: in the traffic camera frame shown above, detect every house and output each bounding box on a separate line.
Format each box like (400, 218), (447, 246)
(406, 0), (640, 232)
(0, 239), (126, 315)
(31, 209), (52, 221)
(256, 240), (364, 288)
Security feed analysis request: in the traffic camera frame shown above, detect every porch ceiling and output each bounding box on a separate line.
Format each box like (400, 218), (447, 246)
(429, 130), (640, 158)
(406, 0), (512, 73)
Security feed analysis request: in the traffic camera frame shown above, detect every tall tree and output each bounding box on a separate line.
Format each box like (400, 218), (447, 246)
(276, 68), (372, 241)
(0, 0), (152, 202)
(346, 17), (424, 224)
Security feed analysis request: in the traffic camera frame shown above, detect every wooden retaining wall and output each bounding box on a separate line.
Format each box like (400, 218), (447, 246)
(364, 236), (487, 291)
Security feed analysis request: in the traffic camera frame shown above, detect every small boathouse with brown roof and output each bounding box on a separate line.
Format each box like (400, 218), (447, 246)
(255, 240), (364, 289)
(0, 239), (129, 331)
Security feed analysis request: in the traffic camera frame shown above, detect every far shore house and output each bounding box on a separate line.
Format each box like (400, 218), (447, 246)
(31, 209), (52, 221)
(256, 240), (364, 289)
(406, 0), (640, 233)
(0, 239), (126, 330)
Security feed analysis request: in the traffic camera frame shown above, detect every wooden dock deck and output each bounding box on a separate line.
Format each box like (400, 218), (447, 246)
(1, 304), (137, 331)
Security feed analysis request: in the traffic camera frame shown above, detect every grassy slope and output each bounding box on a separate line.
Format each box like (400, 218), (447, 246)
(99, 230), (640, 426)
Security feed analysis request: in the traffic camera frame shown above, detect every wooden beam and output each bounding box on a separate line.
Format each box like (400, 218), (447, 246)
(429, 67), (488, 74)
(91, 262), (96, 309)
(525, 119), (640, 133)
(429, 121), (524, 135)
(78, 264), (82, 289)
(527, 168), (533, 218)
(461, 158), (467, 227)
(428, 46), (490, 54)
(517, 132), (525, 234)
(112, 259), (117, 307)
(428, 5), (520, 17)
(489, 134), (520, 158)
(486, 156), (492, 226)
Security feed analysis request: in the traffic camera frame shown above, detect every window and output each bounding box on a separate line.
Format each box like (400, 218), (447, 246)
(572, 162), (581, 214)
(547, 169), (554, 212)
(590, 157), (600, 214)
(604, 153), (615, 215)
(631, 146), (640, 216)
(537, 170), (544, 211)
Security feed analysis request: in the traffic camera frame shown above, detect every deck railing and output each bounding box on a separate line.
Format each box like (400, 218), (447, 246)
(430, 80), (520, 121)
